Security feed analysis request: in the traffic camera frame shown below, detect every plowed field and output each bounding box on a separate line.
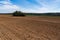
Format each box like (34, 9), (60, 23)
(0, 15), (60, 40)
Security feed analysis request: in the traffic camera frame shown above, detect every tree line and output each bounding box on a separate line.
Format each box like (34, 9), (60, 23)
(13, 11), (25, 16)
(12, 11), (60, 16)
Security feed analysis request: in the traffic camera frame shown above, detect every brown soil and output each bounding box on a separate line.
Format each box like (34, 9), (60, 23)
(0, 15), (60, 40)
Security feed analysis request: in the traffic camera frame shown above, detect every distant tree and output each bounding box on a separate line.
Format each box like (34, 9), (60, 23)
(13, 11), (25, 16)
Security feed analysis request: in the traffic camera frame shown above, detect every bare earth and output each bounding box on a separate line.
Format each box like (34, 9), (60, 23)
(0, 15), (60, 40)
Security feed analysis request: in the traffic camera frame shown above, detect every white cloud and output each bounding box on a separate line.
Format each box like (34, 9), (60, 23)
(0, 0), (60, 13)
(0, 0), (20, 13)
(28, 0), (60, 13)
(0, 1), (11, 5)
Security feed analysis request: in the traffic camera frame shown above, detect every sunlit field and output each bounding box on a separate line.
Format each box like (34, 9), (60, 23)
(0, 15), (60, 40)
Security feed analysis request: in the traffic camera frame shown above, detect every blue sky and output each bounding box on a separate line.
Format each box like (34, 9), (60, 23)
(0, 0), (60, 13)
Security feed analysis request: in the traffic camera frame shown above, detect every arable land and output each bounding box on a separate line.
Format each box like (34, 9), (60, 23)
(0, 15), (60, 40)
